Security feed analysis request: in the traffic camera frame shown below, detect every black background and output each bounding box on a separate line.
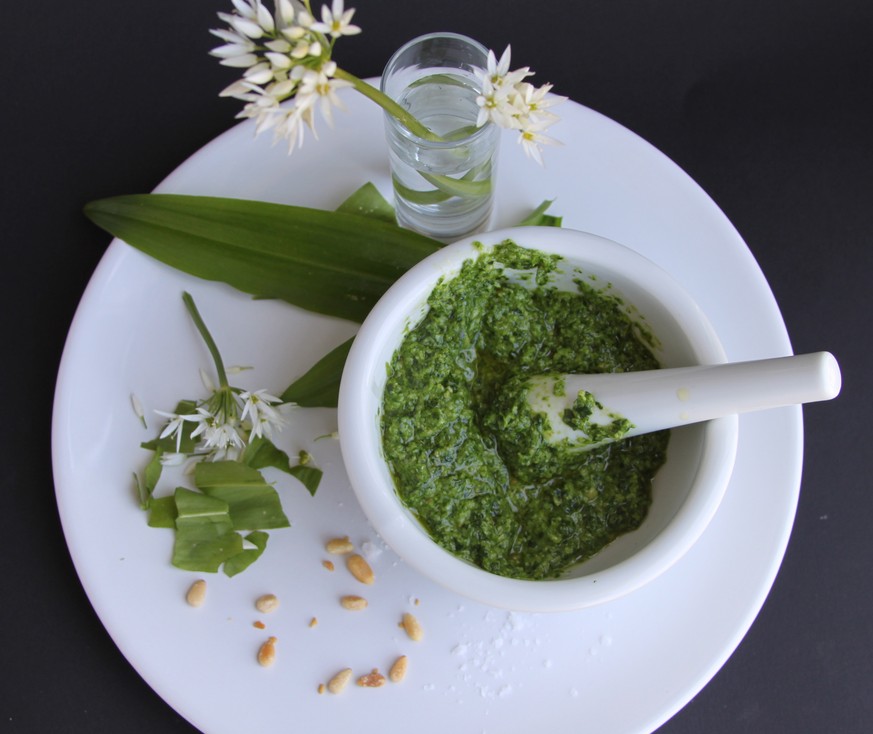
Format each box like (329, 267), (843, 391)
(3, 0), (871, 731)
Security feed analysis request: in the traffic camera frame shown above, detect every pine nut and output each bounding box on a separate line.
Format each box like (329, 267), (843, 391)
(346, 554), (375, 585)
(255, 593), (279, 613)
(389, 655), (408, 683)
(401, 612), (423, 641)
(340, 595), (368, 611)
(257, 636), (277, 667)
(326, 536), (355, 554)
(327, 668), (353, 694)
(185, 579), (207, 607)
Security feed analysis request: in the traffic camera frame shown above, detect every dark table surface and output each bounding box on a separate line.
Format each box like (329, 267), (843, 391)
(4, 1), (871, 732)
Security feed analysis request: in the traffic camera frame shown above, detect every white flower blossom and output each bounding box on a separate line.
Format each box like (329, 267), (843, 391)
(310, 0), (361, 38)
(517, 118), (562, 165)
(155, 410), (190, 452)
(239, 389), (286, 439)
(474, 44), (563, 164)
(295, 62), (351, 127)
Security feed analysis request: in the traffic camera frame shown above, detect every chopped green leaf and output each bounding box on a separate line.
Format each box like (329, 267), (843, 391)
(194, 461), (290, 530)
(288, 464), (323, 497)
(147, 495), (178, 528)
(173, 525), (243, 573)
(174, 487), (233, 526)
(133, 472), (150, 510)
(223, 531), (269, 577)
(243, 436), (293, 474)
(171, 487), (242, 573)
(281, 338), (353, 407)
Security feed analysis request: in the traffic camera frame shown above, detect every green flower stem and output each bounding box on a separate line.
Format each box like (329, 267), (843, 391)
(182, 291), (228, 388)
(332, 67), (441, 142)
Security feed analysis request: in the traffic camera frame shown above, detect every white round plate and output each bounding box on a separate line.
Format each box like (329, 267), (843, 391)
(52, 89), (799, 734)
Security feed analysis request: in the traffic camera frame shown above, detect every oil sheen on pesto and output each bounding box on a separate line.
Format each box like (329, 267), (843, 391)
(380, 241), (669, 580)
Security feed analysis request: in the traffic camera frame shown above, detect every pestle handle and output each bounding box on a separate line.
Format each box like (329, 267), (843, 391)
(532, 352), (842, 445)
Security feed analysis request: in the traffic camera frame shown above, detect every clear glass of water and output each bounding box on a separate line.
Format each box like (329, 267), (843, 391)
(381, 33), (499, 242)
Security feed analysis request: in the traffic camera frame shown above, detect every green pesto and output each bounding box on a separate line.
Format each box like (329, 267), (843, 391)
(561, 389), (634, 444)
(380, 241), (669, 580)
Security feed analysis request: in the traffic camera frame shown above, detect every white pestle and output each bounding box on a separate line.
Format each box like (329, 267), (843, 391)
(526, 351), (842, 448)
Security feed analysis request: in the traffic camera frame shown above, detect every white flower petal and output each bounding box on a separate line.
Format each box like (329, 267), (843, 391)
(244, 62), (275, 84)
(277, 0), (296, 26)
(219, 53), (259, 68)
(228, 14), (265, 38)
(231, 0), (257, 20)
(265, 51), (293, 69)
(264, 38), (292, 53)
(256, 1), (275, 31)
(210, 42), (255, 59)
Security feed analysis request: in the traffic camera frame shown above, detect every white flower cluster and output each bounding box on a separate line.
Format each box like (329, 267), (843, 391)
(210, 0), (360, 152)
(156, 386), (286, 463)
(475, 46), (565, 165)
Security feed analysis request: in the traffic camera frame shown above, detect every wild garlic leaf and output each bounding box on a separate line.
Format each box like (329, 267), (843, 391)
(281, 338), (353, 407)
(140, 451), (164, 506)
(173, 527), (243, 573)
(243, 436), (293, 474)
(147, 496), (177, 528)
(194, 461), (290, 530)
(288, 464), (323, 497)
(174, 487), (232, 526)
(335, 182), (396, 223)
(83, 194), (441, 323)
(171, 487), (243, 572)
(223, 531), (269, 577)
(517, 199), (563, 227)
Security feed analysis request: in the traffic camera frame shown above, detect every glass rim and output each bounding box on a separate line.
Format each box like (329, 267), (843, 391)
(381, 32), (490, 77)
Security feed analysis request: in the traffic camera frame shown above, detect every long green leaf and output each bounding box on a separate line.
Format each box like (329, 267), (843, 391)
(335, 182), (396, 223)
(84, 194), (441, 323)
(281, 337), (353, 407)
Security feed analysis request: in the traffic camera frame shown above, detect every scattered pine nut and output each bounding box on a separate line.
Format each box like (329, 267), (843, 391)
(326, 536), (355, 555)
(257, 636), (277, 667)
(340, 595), (368, 611)
(253, 620), (266, 630)
(346, 554), (375, 585)
(317, 683), (326, 695)
(327, 668), (353, 694)
(255, 593), (280, 614)
(185, 579), (207, 607)
(308, 616), (318, 628)
(401, 612), (424, 641)
(388, 655), (408, 683)
(356, 668), (386, 688)
(322, 560), (335, 572)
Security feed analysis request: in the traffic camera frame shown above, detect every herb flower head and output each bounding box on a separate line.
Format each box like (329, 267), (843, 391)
(152, 293), (288, 464)
(211, 1), (564, 162)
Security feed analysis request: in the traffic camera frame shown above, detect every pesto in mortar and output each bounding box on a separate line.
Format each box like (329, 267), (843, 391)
(380, 241), (669, 580)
